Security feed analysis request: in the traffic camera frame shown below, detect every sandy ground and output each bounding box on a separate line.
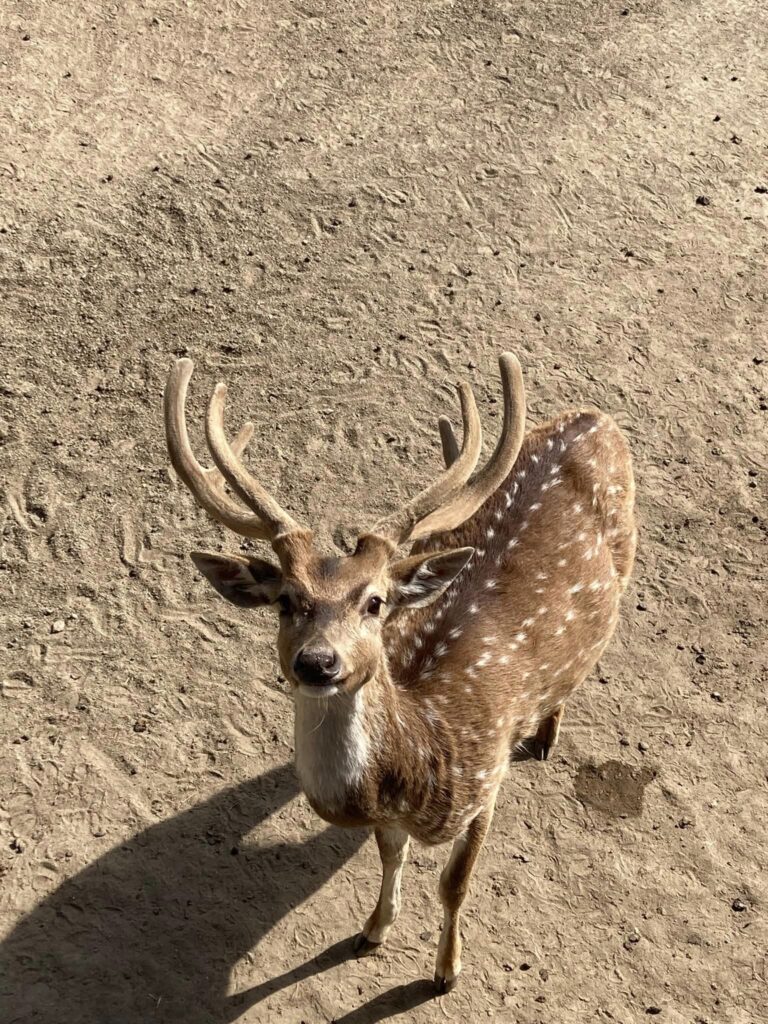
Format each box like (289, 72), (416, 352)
(1, 1), (766, 1022)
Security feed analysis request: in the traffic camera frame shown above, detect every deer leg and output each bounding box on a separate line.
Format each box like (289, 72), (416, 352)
(435, 802), (494, 993)
(533, 702), (565, 760)
(353, 824), (410, 953)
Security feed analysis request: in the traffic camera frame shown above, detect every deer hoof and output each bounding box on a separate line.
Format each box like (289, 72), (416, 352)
(434, 971), (460, 995)
(353, 932), (381, 956)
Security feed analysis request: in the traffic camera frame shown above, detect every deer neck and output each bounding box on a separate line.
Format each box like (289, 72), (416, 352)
(293, 672), (389, 812)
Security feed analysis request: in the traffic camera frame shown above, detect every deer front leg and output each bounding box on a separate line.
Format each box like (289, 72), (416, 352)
(435, 803), (494, 993)
(353, 824), (410, 953)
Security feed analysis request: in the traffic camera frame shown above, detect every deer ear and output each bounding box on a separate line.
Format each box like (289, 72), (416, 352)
(389, 547), (474, 609)
(190, 552), (283, 608)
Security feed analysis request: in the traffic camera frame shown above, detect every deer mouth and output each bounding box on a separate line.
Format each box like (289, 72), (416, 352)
(297, 680), (345, 699)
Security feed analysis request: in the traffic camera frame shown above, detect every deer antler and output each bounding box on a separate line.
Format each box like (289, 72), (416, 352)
(164, 359), (300, 541)
(205, 381), (301, 538)
(370, 353), (525, 545)
(368, 380), (483, 546)
(438, 415), (460, 467)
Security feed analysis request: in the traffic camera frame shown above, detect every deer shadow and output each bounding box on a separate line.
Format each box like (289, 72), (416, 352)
(0, 762), (392, 1024)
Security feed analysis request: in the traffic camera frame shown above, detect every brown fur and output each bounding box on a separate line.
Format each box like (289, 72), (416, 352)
(291, 409), (635, 846)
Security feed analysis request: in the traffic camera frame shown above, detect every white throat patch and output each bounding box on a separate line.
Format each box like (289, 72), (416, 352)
(294, 688), (370, 810)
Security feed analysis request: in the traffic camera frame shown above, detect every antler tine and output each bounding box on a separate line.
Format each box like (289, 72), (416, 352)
(164, 359), (271, 539)
(206, 382), (301, 539)
(438, 415), (460, 468)
(203, 421), (254, 486)
(409, 353), (525, 541)
(369, 381), (483, 545)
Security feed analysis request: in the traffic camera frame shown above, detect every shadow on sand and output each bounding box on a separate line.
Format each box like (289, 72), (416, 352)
(0, 762), (438, 1023)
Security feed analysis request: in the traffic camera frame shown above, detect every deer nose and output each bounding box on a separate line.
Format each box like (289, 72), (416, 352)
(293, 644), (342, 686)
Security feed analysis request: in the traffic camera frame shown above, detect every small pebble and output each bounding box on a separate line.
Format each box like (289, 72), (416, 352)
(51, 619), (65, 634)
(695, 195), (711, 206)
(638, 741), (649, 752)
(731, 898), (747, 912)
(646, 1008), (662, 1016)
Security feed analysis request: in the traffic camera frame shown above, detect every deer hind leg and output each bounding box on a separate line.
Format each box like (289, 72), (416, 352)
(533, 703), (565, 760)
(435, 802), (495, 993)
(354, 825), (410, 953)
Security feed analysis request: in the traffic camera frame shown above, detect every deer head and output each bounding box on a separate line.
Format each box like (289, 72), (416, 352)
(163, 355), (525, 699)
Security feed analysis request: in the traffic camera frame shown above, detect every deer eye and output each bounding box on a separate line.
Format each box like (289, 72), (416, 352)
(366, 595), (383, 617)
(276, 594), (294, 615)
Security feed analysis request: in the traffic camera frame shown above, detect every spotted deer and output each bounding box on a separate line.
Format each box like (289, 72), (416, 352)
(164, 353), (636, 992)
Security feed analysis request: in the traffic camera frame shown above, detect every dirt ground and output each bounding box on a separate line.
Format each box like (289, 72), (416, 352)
(1, 1), (766, 1022)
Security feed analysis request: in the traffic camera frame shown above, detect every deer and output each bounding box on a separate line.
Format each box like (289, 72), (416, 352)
(163, 352), (636, 993)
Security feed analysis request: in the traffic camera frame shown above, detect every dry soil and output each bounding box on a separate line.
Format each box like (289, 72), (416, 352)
(1, 2), (766, 1023)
